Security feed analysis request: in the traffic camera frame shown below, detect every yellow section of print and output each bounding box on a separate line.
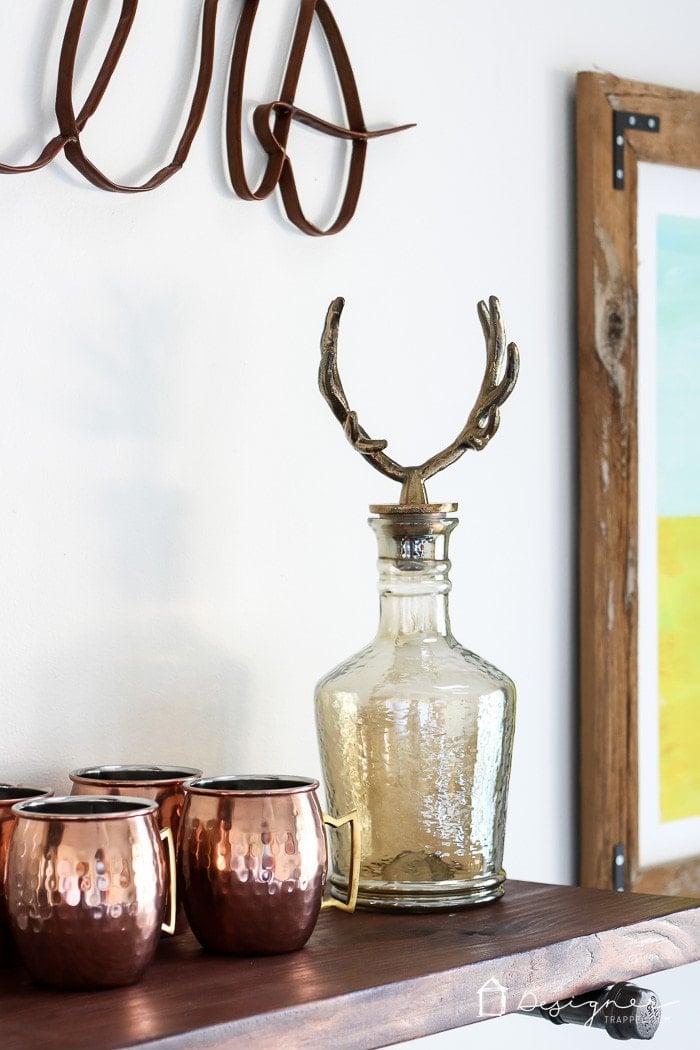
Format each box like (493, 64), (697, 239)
(658, 515), (700, 822)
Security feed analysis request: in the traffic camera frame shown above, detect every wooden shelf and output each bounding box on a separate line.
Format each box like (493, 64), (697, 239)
(1, 880), (699, 1049)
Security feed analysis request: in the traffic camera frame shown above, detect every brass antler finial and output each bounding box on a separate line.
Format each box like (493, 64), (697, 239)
(318, 296), (519, 507)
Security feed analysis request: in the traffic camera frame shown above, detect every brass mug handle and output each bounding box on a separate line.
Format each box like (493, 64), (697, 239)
(159, 826), (177, 935)
(320, 810), (360, 913)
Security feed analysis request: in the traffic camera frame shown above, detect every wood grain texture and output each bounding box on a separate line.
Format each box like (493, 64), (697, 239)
(576, 71), (700, 895)
(1, 880), (699, 1049)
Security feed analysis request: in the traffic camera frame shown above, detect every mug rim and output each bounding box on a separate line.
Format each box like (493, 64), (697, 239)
(185, 775), (320, 796)
(0, 785), (52, 804)
(12, 794), (160, 820)
(69, 764), (202, 786)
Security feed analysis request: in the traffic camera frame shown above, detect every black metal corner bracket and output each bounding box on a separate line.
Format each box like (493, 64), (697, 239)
(613, 110), (660, 189)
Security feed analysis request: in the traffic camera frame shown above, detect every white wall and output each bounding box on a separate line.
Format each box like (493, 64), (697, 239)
(0, 2), (697, 1046)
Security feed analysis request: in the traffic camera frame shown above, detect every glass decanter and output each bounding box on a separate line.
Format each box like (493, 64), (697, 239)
(316, 505), (515, 908)
(314, 294), (519, 910)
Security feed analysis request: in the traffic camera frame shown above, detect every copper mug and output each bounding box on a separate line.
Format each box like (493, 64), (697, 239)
(179, 775), (360, 955)
(69, 764), (201, 934)
(6, 795), (176, 989)
(0, 784), (52, 965)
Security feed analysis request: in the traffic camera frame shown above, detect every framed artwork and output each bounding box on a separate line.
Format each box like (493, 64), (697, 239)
(577, 72), (700, 895)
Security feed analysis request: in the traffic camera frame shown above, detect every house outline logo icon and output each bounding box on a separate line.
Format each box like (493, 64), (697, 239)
(477, 976), (508, 1017)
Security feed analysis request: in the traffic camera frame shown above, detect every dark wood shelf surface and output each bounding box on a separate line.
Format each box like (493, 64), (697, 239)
(1, 880), (699, 1049)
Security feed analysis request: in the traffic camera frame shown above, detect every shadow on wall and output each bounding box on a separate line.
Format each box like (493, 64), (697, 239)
(21, 616), (251, 792)
(3, 287), (253, 789)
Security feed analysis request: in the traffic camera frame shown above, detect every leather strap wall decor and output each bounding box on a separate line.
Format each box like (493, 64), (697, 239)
(55, 0), (218, 193)
(0, 0), (413, 234)
(0, 1), (138, 175)
(226, 0), (414, 236)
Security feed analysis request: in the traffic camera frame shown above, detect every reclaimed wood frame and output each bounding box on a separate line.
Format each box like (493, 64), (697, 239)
(577, 71), (700, 895)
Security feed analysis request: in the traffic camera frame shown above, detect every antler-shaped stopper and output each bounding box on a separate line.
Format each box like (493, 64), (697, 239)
(318, 295), (519, 507)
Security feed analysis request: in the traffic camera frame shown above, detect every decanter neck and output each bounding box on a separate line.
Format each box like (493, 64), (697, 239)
(369, 511), (457, 639)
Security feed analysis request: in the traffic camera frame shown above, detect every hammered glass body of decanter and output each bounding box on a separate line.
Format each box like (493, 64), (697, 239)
(315, 507), (515, 910)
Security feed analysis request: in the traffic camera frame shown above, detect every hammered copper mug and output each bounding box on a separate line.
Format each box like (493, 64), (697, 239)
(179, 775), (360, 955)
(6, 795), (176, 989)
(69, 764), (201, 934)
(0, 784), (52, 965)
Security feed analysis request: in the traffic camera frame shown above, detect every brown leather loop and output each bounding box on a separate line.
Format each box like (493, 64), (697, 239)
(55, 0), (219, 193)
(226, 0), (414, 236)
(2, 0), (413, 234)
(225, 0), (288, 202)
(0, 1), (138, 175)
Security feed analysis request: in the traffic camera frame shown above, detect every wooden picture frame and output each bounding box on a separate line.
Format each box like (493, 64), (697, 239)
(577, 72), (700, 895)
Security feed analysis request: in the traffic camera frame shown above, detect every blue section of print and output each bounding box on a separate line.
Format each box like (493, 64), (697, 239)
(657, 214), (700, 517)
